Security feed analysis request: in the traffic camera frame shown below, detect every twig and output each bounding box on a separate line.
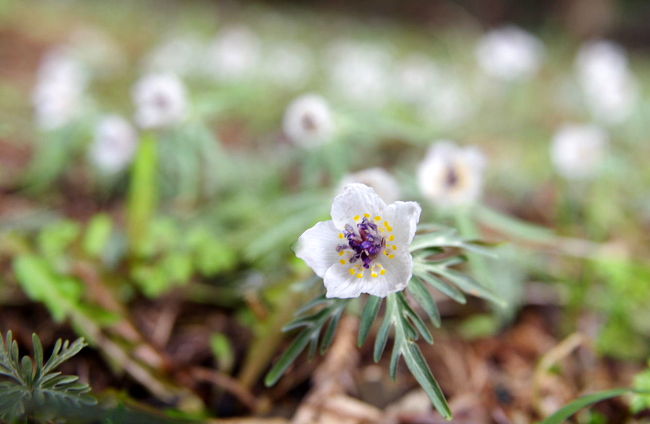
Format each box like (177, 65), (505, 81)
(190, 366), (259, 411)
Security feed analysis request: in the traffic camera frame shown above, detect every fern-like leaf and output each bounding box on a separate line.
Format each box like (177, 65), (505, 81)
(0, 331), (96, 421)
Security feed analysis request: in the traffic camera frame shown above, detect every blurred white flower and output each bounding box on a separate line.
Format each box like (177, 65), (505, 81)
(132, 73), (187, 129)
(575, 40), (638, 124)
(205, 26), (261, 81)
(262, 41), (313, 88)
(283, 94), (334, 147)
(475, 25), (544, 81)
(418, 76), (474, 128)
(550, 124), (608, 180)
(339, 168), (400, 203)
(327, 41), (393, 106)
(32, 48), (88, 130)
(296, 183), (421, 298)
(417, 141), (486, 207)
(89, 115), (138, 174)
(145, 34), (206, 77)
(394, 55), (440, 104)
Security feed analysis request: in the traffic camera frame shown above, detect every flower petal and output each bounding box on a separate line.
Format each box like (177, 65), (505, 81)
(323, 251), (413, 298)
(383, 201), (421, 245)
(295, 220), (342, 278)
(330, 183), (387, 229)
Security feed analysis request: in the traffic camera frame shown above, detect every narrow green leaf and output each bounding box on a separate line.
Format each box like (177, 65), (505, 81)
(307, 331), (321, 359)
(282, 306), (334, 332)
(320, 307), (344, 354)
(358, 295), (382, 347)
(538, 388), (632, 424)
(264, 329), (312, 387)
(373, 302), (394, 363)
(294, 294), (329, 317)
(407, 279), (441, 328)
(20, 357), (33, 386)
(416, 273), (466, 304)
(388, 336), (402, 380)
(437, 269), (505, 307)
(402, 341), (451, 419)
(396, 293), (433, 344)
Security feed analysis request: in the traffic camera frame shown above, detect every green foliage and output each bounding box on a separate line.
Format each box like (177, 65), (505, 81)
(538, 388), (633, 424)
(631, 361), (650, 413)
(13, 255), (84, 322)
(130, 218), (236, 297)
(210, 333), (234, 373)
(0, 331), (95, 421)
(591, 259), (650, 359)
(266, 226), (501, 419)
(82, 213), (113, 259)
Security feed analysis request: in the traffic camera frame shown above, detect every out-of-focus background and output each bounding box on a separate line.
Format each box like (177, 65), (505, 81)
(0, 0), (649, 422)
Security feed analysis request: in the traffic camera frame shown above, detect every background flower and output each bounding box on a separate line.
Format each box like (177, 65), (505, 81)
(550, 123), (608, 180)
(282, 93), (334, 147)
(417, 141), (486, 208)
(88, 115), (138, 175)
(475, 25), (544, 81)
(132, 73), (187, 129)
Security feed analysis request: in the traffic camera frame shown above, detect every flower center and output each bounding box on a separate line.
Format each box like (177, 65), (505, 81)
(336, 215), (398, 279)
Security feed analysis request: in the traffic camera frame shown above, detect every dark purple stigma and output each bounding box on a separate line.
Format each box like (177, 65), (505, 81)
(338, 217), (385, 269)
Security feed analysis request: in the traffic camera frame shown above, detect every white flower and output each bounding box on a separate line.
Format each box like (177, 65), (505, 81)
(338, 168), (400, 204)
(132, 73), (187, 129)
(475, 25), (544, 81)
(326, 41), (392, 106)
(394, 54), (440, 104)
(550, 124), (608, 180)
(205, 26), (261, 81)
(575, 40), (638, 124)
(283, 94), (334, 147)
(89, 115), (138, 174)
(417, 76), (474, 128)
(32, 48), (88, 130)
(296, 184), (421, 298)
(417, 141), (486, 207)
(262, 41), (313, 88)
(144, 34), (206, 77)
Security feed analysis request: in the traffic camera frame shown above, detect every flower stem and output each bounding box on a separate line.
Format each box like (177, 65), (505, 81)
(127, 132), (158, 252)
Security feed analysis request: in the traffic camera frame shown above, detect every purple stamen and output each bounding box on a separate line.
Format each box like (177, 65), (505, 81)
(339, 217), (386, 269)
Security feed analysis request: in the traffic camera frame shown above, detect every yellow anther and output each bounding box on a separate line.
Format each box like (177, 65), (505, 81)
(388, 254), (395, 259)
(371, 272), (378, 278)
(380, 269), (387, 275)
(339, 233), (345, 239)
(338, 251), (345, 256)
(392, 245), (398, 250)
(356, 273), (364, 278)
(374, 216), (382, 221)
(349, 268), (356, 275)
(389, 235), (395, 241)
(364, 213), (370, 218)
(353, 215), (360, 221)
(339, 259), (347, 265)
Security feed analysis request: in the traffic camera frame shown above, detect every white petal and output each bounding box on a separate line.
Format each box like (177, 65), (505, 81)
(383, 201), (421, 245)
(323, 251), (413, 298)
(330, 183), (387, 229)
(295, 220), (342, 278)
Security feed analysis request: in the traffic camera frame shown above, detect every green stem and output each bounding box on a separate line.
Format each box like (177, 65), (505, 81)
(127, 132), (158, 252)
(454, 207), (496, 296)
